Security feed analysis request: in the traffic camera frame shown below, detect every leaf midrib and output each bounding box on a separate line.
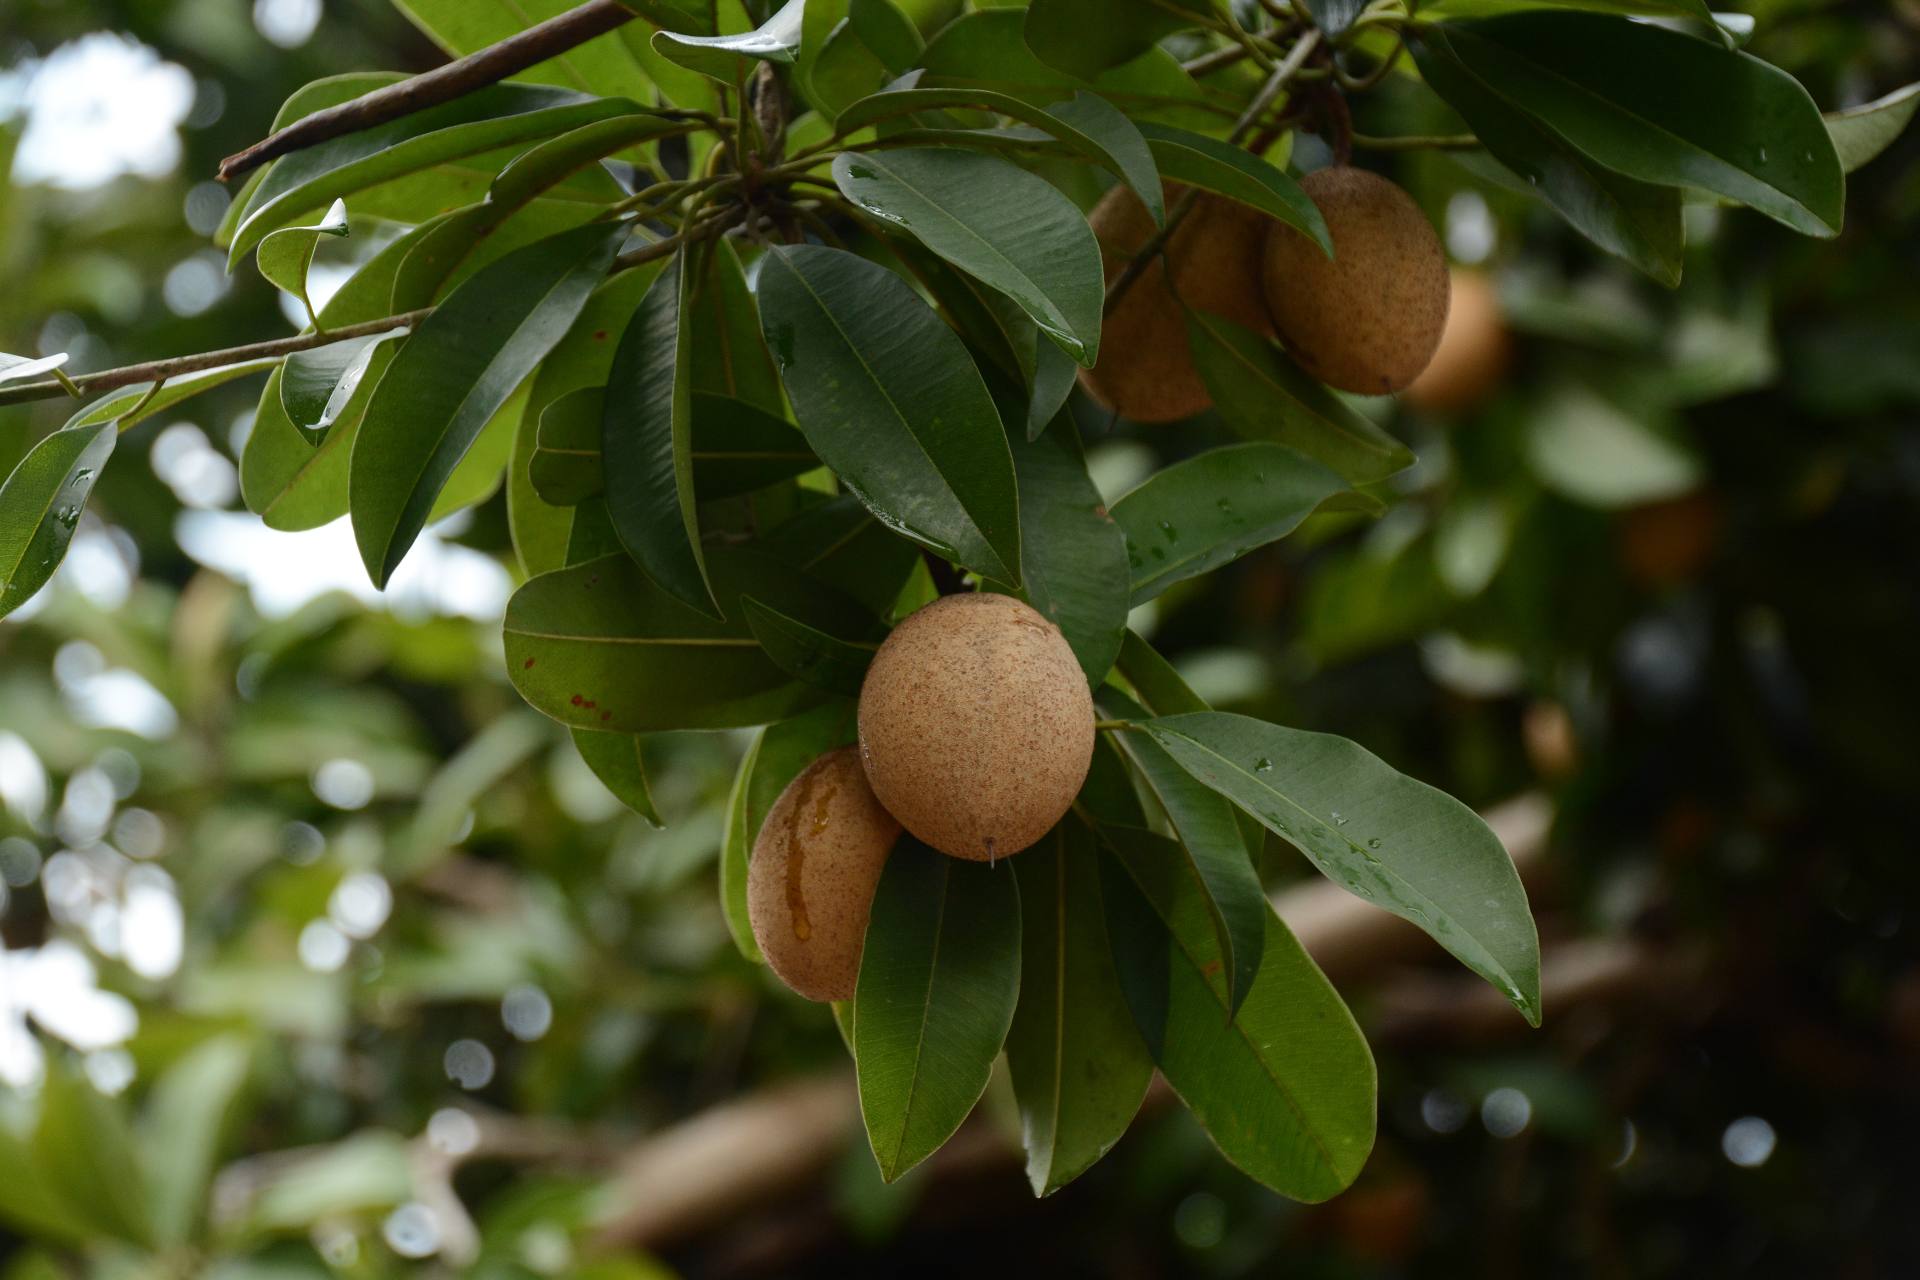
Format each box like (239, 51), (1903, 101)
(885, 861), (951, 1175)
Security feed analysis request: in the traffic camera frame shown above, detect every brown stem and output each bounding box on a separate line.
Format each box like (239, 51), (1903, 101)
(216, 0), (638, 183)
(0, 310), (430, 409)
(1316, 81), (1355, 166)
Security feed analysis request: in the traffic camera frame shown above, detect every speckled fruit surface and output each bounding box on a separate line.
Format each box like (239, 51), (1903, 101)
(1079, 182), (1274, 423)
(857, 593), (1095, 861)
(1263, 167), (1450, 396)
(747, 745), (902, 1002)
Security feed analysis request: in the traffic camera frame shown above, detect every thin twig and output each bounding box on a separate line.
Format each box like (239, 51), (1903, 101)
(0, 311), (430, 409)
(1104, 29), (1323, 315)
(1353, 130), (1482, 151)
(216, 0), (639, 182)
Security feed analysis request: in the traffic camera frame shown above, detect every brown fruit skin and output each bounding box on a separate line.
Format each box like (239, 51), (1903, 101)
(1079, 182), (1273, 423)
(1263, 167), (1451, 396)
(858, 593), (1094, 861)
(1405, 269), (1510, 414)
(747, 745), (901, 1003)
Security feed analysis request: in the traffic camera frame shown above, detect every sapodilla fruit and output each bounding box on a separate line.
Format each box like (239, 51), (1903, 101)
(747, 745), (901, 1002)
(1406, 269), (1510, 414)
(1263, 167), (1450, 395)
(858, 593), (1094, 861)
(1079, 182), (1274, 423)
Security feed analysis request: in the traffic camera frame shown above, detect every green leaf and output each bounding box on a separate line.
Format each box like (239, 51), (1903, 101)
(141, 1036), (253, 1247)
(1005, 821), (1153, 1196)
(761, 495), (924, 617)
(1095, 822), (1375, 1202)
(1111, 442), (1376, 605)
(0, 1124), (97, 1246)
(1009, 418), (1128, 683)
(241, 1132), (412, 1232)
(1423, 0), (1723, 26)
(535, 386), (819, 505)
(229, 88), (628, 263)
(920, 10), (1213, 129)
(0, 423), (115, 620)
(741, 596), (878, 698)
(833, 149), (1105, 366)
(1137, 123), (1331, 253)
(611, 0), (715, 34)
(513, 268), (664, 577)
(654, 0), (805, 80)
(215, 72), (405, 247)
(1411, 26), (1686, 284)
(1139, 710), (1543, 1023)
(1186, 312), (1415, 486)
(256, 198), (349, 325)
(505, 548), (871, 731)
(755, 244), (1022, 585)
(1524, 388), (1699, 507)
(604, 252), (716, 615)
(65, 360), (278, 433)
(33, 1067), (154, 1246)
(687, 241), (785, 414)
(0, 351), (68, 386)
(1826, 81), (1920, 174)
(1100, 692), (1266, 1019)
(834, 85), (1165, 218)
(395, 710), (549, 874)
(1436, 13), (1844, 238)
(282, 331), (408, 444)
(850, 0), (925, 74)
(854, 835), (1022, 1183)
(571, 728), (664, 826)
(1025, 0), (1212, 80)
(532, 386), (606, 504)
(351, 222), (623, 587)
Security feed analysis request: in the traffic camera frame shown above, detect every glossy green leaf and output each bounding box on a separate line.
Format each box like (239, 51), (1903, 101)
(532, 386), (605, 504)
(142, 1036), (253, 1248)
(572, 728), (664, 826)
(1438, 12), (1844, 237)
(256, 198), (349, 325)
(1096, 822), (1375, 1202)
(1005, 821), (1153, 1196)
(282, 331), (408, 444)
(1111, 442), (1377, 605)
(505, 548), (871, 731)
(610, 0), (715, 34)
(834, 149), (1104, 365)
(1025, 0), (1212, 80)
(762, 495), (924, 618)
(0, 1124), (95, 1245)
(0, 351), (68, 386)
(242, 219), (443, 530)
(855, 835), (1022, 1183)
(755, 244), (1021, 585)
(215, 72), (404, 248)
(1412, 27), (1686, 284)
(1101, 691), (1265, 1019)
(1010, 418), (1128, 683)
(0, 423), (115, 620)
(1140, 711), (1543, 1023)
(687, 241), (785, 414)
(229, 88), (627, 263)
(1137, 123), (1331, 253)
(920, 10), (1213, 128)
(850, 0), (925, 73)
(720, 730), (766, 962)
(512, 268), (663, 577)
(1186, 313), (1415, 486)
(535, 386), (818, 505)
(604, 252), (716, 615)
(654, 0), (804, 80)
(1423, 0), (1723, 27)
(66, 360), (278, 433)
(741, 596), (878, 697)
(1826, 81), (1920, 174)
(351, 221), (623, 587)
(835, 84), (1165, 219)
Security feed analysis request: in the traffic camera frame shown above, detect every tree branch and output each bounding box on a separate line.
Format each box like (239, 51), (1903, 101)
(216, 0), (639, 183)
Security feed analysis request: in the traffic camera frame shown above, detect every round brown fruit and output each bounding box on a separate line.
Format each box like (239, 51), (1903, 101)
(1079, 182), (1273, 423)
(747, 745), (901, 1002)
(858, 593), (1094, 861)
(1405, 269), (1510, 414)
(1262, 167), (1450, 396)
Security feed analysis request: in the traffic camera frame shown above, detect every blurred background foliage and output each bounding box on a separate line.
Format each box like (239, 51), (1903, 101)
(3, 0), (1919, 1276)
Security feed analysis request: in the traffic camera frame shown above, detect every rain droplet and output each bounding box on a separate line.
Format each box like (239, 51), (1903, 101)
(1331, 811), (1347, 826)
(1367, 838), (1383, 850)
(1757, 146), (1769, 164)
(1158, 520), (1179, 542)
(1254, 757), (1272, 773)
(72, 469), (93, 485)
